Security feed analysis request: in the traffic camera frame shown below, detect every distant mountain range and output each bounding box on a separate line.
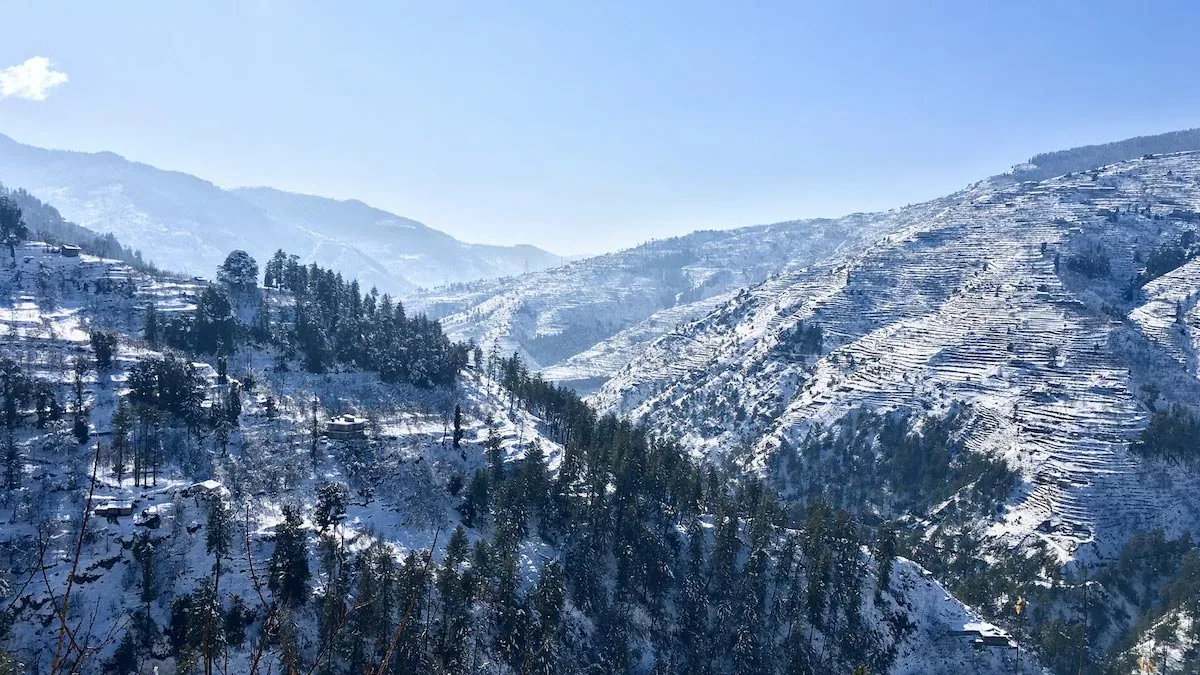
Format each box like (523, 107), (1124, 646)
(0, 133), (562, 292)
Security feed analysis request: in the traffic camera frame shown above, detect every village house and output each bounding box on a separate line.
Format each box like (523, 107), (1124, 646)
(94, 502), (134, 519)
(325, 413), (368, 440)
(949, 622), (1016, 649)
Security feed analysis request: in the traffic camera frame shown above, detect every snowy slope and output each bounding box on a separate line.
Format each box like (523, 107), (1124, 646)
(232, 187), (563, 290)
(0, 133), (560, 292)
(407, 213), (909, 384)
(405, 127), (1200, 394)
(0, 244), (1043, 674)
(595, 153), (1200, 562)
(0, 243), (569, 671)
(1117, 609), (1199, 673)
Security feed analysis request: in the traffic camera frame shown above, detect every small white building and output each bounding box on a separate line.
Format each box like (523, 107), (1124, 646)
(326, 414), (367, 440)
(950, 621), (1016, 649)
(135, 503), (174, 529)
(182, 479), (228, 500)
(95, 502), (134, 518)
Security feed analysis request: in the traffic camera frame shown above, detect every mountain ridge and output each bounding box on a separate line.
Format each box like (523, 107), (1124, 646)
(0, 132), (562, 292)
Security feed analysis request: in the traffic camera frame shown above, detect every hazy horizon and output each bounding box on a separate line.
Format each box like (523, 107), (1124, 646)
(3, 1), (1200, 256)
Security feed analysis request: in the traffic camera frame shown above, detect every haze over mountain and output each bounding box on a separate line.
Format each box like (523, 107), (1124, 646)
(0, 132), (562, 292)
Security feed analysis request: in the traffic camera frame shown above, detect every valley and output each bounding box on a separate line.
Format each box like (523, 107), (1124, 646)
(2, 131), (1200, 673)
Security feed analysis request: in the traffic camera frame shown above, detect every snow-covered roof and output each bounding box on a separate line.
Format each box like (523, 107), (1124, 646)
(959, 622), (1011, 639)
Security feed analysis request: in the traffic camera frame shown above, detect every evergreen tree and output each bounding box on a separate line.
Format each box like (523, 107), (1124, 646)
(492, 536), (525, 667)
(269, 505), (311, 606)
(526, 560), (565, 675)
(485, 415), (504, 478)
(436, 525), (472, 672)
(143, 304), (159, 347)
(314, 481), (348, 532)
(0, 196), (27, 259)
(206, 497), (233, 578)
(132, 532), (155, 613)
(204, 496), (234, 674)
(217, 250), (259, 293)
(461, 469), (490, 527)
(71, 358), (89, 443)
(89, 330), (118, 369)
(194, 285), (236, 355)
(452, 403), (464, 449)
(2, 431), (18, 491)
(875, 526), (897, 599)
(226, 381), (241, 424)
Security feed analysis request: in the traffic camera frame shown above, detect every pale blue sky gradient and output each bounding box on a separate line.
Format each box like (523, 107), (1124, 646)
(2, 1), (1199, 255)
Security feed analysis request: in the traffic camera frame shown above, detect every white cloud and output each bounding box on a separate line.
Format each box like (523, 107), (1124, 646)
(0, 57), (69, 101)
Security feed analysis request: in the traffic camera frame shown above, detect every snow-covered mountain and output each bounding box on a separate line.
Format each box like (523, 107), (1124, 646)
(0, 133), (561, 291)
(0, 242), (1032, 674)
(596, 151), (1200, 563)
(407, 214), (904, 392)
(1013, 127), (1200, 182)
(409, 129), (1200, 397)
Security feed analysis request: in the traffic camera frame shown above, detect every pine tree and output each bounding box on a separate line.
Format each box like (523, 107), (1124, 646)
(226, 381), (241, 424)
(88, 330), (117, 369)
(732, 548), (768, 675)
(492, 537), (524, 667)
(521, 440), (551, 521)
(596, 602), (632, 675)
(251, 298), (271, 343)
(679, 519), (710, 675)
(875, 526), (897, 599)
(71, 358), (89, 443)
(436, 525), (471, 672)
(206, 497), (232, 577)
(526, 560), (565, 674)
(143, 304), (159, 347)
(309, 398), (320, 462)
(218, 250), (259, 291)
(269, 505), (311, 606)
(111, 402), (131, 486)
(461, 469), (490, 527)
(3, 430), (18, 491)
(452, 403), (464, 449)
(0, 197), (27, 259)
(204, 497), (233, 675)
(132, 532), (155, 613)
(485, 415), (504, 478)
(314, 481), (348, 532)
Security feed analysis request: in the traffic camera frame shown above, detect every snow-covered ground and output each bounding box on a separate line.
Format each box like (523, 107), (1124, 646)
(0, 243), (569, 671)
(0, 242), (1045, 673)
(405, 212), (907, 382)
(594, 153), (1200, 563)
(1120, 610), (1198, 673)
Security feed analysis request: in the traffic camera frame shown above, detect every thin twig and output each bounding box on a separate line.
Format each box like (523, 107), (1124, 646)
(371, 526), (440, 675)
(49, 442), (100, 673)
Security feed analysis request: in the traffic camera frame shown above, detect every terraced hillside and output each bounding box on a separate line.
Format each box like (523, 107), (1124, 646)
(406, 207), (957, 392)
(595, 152), (1200, 561)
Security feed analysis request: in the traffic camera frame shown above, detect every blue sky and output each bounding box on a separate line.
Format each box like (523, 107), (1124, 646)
(2, 1), (1199, 255)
